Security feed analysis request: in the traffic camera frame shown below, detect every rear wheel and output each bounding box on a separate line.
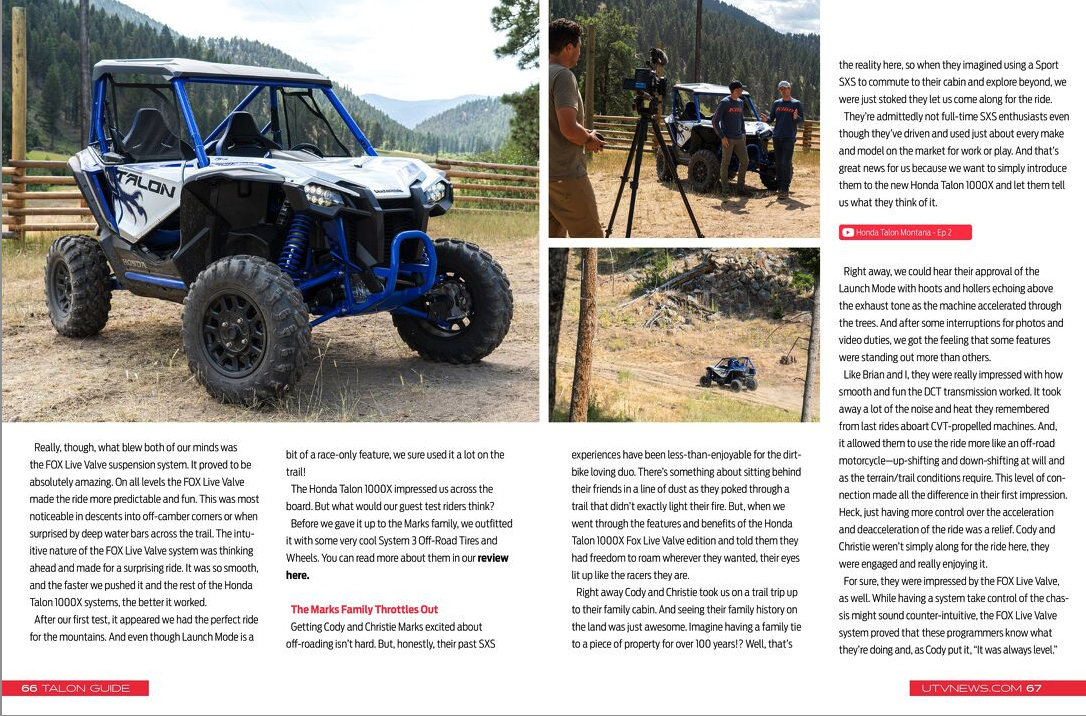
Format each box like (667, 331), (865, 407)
(745, 377), (758, 391)
(393, 240), (513, 363)
(656, 147), (675, 183)
(45, 234), (112, 337)
(182, 256), (311, 405)
(687, 149), (720, 193)
(729, 380), (742, 392)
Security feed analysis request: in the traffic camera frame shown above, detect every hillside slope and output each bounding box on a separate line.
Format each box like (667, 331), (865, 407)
(362, 94), (487, 129)
(414, 98), (514, 156)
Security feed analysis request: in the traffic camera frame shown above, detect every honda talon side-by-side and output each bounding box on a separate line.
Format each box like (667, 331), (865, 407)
(656, 82), (778, 192)
(699, 357), (758, 391)
(46, 59), (512, 405)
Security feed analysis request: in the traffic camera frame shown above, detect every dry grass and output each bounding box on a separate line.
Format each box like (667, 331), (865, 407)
(2, 208), (539, 423)
(589, 148), (819, 239)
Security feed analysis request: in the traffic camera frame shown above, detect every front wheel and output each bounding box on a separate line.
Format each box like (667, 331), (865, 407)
(699, 375), (712, 387)
(759, 149), (779, 190)
(182, 256), (311, 405)
(688, 149), (720, 193)
(393, 240), (513, 363)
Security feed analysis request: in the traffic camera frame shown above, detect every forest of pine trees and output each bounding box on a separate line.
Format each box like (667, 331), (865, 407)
(551, 0), (820, 120)
(2, 0), (521, 161)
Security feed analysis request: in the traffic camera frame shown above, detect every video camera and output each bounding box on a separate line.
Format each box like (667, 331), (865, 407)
(621, 47), (669, 97)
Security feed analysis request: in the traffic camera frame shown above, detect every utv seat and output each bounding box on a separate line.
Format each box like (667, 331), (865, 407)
(214, 112), (278, 157)
(123, 108), (196, 162)
(681, 102), (697, 120)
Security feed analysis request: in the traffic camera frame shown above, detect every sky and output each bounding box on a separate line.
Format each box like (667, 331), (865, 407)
(723, 0), (820, 34)
(118, 0), (537, 100)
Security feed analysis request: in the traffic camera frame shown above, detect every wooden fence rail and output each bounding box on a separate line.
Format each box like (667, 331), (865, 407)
(2, 156), (538, 240)
(591, 116), (821, 153)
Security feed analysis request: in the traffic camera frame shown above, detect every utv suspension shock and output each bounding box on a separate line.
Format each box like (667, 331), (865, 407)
(278, 213), (314, 279)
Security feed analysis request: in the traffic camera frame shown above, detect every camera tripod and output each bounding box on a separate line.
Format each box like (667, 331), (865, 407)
(605, 92), (703, 239)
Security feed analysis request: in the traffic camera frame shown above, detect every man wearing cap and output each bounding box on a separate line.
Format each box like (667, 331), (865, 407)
(711, 81), (750, 195)
(763, 80), (805, 200)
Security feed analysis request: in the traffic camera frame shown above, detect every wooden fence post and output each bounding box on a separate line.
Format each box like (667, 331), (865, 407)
(584, 25), (596, 165)
(11, 7), (28, 241)
(802, 121), (811, 151)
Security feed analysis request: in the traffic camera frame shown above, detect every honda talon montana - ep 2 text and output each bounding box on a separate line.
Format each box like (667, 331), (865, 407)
(46, 59), (512, 405)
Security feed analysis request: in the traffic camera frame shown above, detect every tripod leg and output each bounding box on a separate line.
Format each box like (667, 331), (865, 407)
(605, 130), (641, 238)
(624, 115), (649, 238)
(651, 119), (704, 238)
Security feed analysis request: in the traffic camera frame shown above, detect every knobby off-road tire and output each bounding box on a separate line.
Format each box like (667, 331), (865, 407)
(745, 377), (759, 391)
(729, 380), (743, 392)
(656, 147), (675, 183)
(393, 239), (513, 364)
(182, 256), (311, 406)
(688, 149), (720, 193)
(699, 375), (712, 387)
(45, 234), (112, 337)
(759, 149), (779, 191)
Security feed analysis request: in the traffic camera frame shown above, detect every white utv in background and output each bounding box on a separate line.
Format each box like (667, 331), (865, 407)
(656, 82), (778, 192)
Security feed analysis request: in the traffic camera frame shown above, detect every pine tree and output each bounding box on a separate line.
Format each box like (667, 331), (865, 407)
(492, 0), (539, 165)
(42, 66), (64, 141)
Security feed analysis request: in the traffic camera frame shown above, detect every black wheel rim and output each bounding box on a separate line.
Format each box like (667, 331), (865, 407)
(201, 292), (267, 377)
(50, 262), (73, 317)
(691, 161), (707, 185)
(417, 273), (474, 340)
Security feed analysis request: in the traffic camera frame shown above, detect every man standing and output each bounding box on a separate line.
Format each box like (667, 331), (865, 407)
(548, 18), (606, 238)
(763, 80), (805, 200)
(711, 81), (749, 196)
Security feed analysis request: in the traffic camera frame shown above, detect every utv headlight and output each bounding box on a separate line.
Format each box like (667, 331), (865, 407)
(424, 181), (447, 204)
(304, 183), (344, 208)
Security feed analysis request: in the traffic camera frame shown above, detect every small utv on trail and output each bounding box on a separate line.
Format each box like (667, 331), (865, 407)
(46, 59), (512, 405)
(699, 357), (758, 391)
(656, 82), (777, 192)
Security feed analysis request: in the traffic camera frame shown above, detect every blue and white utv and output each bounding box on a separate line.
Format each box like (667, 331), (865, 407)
(46, 59), (512, 405)
(656, 82), (778, 192)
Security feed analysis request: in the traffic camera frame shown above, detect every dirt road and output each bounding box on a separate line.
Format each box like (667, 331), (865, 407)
(582, 359), (804, 414)
(2, 215), (539, 423)
(587, 151), (819, 239)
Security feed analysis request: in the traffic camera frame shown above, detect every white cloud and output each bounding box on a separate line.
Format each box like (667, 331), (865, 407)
(116, 0), (537, 99)
(721, 0), (820, 34)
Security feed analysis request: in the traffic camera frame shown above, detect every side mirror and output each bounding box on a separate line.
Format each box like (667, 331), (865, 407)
(101, 151), (126, 166)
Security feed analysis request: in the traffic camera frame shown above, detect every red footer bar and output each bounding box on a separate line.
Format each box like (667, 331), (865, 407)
(911, 680), (1086, 696)
(2, 680), (149, 697)
(840, 224), (972, 240)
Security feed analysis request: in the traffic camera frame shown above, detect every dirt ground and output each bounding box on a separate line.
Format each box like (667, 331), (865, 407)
(552, 250), (819, 422)
(1, 211), (539, 422)
(586, 150), (819, 239)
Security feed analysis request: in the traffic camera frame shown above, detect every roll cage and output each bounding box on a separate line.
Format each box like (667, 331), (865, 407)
(671, 85), (760, 124)
(89, 59), (376, 168)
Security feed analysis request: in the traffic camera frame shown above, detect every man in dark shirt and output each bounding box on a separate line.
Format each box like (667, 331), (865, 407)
(711, 81), (749, 195)
(763, 80), (805, 200)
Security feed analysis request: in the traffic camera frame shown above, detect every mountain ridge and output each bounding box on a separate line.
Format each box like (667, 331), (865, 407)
(362, 94), (490, 129)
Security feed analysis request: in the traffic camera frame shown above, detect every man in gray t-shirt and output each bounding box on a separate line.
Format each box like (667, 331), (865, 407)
(548, 18), (605, 238)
